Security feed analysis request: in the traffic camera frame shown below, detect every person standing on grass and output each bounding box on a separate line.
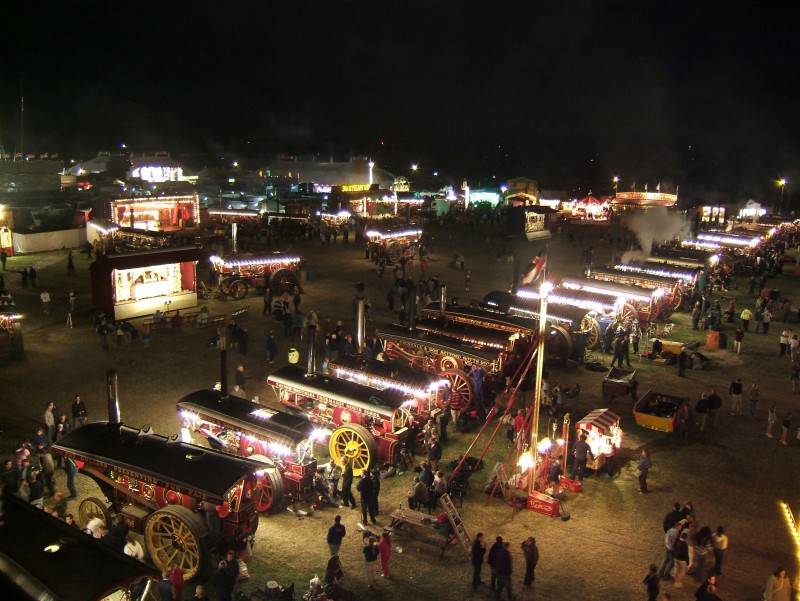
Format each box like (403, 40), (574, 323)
(521, 536), (539, 586)
(740, 307), (752, 331)
(780, 329), (791, 356)
(470, 532), (486, 591)
(764, 567), (793, 601)
(494, 540), (514, 600)
(40, 289), (50, 314)
(340, 457), (357, 509)
(780, 412), (792, 445)
(766, 406), (778, 438)
(728, 377), (743, 416)
(363, 536), (380, 590)
(733, 327), (744, 354)
(643, 564), (660, 601)
(638, 448), (651, 494)
(749, 383), (760, 417)
(326, 515), (346, 557)
(711, 526), (728, 575)
(377, 531), (392, 578)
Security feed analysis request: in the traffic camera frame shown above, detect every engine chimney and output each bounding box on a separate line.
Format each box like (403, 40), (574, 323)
(106, 369), (121, 429)
(220, 349), (228, 396)
(440, 285), (447, 319)
(407, 280), (417, 331)
(355, 298), (366, 355)
(306, 326), (317, 376)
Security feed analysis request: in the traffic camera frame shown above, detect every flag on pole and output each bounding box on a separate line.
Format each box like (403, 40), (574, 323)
(521, 247), (548, 286)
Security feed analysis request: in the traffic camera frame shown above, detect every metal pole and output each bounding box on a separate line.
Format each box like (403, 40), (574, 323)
(355, 298), (365, 355)
(528, 289), (548, 496)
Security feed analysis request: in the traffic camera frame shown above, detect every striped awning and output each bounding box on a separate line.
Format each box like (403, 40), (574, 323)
(576, 409), (620, 435)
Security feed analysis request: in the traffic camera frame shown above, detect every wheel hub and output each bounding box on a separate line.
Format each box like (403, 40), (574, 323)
(171, 534), (186, 552)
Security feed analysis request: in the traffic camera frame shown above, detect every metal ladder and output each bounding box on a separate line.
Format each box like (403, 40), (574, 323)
(439, 493), (472, 555)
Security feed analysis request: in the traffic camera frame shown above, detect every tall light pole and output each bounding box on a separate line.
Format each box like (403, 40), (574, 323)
(369, 161), (374, 186)
(528, 281), (552, 496)
(779, 178), (788, 214)
(613, 176), (620, 197)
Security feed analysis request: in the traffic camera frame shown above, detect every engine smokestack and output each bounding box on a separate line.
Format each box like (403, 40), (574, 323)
(356, 298), (366, 355)
(408, 281), (417, 331)
(440, 285), (447, 319)
(220, 349), (228, 396)
(306, 327), (317, 376)
(106, 369), (121, 428)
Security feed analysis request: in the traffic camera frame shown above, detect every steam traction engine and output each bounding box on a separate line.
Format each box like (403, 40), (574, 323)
(52, 371), (266, 580)
(177, 390), (318, 512)
(586, 266), (684, 311)
(268, 366), (418, 476)
(366, 227), (421, 263)
(210, 253), (302, 299)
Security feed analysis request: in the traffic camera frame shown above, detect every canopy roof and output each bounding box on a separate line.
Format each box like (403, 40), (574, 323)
(576, 408), (620, 434)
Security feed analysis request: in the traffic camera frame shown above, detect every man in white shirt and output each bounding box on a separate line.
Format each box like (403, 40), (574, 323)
(86, 513), (104, 538)
(712, 525), (728, 575)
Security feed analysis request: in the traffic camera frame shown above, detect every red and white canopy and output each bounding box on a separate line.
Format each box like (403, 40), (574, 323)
(576, 408), (620, 435)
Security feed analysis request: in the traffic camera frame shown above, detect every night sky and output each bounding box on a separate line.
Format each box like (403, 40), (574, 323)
(2, 2), (800, 203)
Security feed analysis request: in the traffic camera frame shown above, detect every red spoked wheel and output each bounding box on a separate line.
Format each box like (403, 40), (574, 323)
(439, 368), (474, 412)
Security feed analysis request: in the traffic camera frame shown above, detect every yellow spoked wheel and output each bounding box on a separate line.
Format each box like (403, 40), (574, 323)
(580, 315), (601, 349)
(329, 424), (377, 477)
(78, 496), (111, 530)
(144, 505), (209, 581)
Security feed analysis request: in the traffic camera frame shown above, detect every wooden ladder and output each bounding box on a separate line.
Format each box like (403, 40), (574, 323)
(439, 493), (472, 556)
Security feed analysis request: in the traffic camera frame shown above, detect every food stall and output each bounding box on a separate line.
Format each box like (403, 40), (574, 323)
(110, 195), (200, 232)
(633, 389), (686, 432)
(602, 368), (638, 402)
(574, 409), (621, 474)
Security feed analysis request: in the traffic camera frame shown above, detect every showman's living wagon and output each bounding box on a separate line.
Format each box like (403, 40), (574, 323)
(210, 253), (302, 299)
(177, 390), (318, 511)
(52, 370), (268, 580)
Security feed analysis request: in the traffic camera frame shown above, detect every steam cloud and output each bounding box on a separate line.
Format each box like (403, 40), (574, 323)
(625, 205), (689, 259)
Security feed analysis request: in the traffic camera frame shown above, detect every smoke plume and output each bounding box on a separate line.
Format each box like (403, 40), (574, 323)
(627, 205), (689, 257)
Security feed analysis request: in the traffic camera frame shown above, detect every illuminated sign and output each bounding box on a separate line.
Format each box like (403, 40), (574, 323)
(313, 183), (332, 194)
(130, 166), (184, 183)
(613, 192), (678, 206)
(341, 184), (371, 193)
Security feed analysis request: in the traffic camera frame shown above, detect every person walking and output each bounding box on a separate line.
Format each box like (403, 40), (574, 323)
(266, 331), (278, 364)
(28, 266), (36, 287)
(0, 248), (6, 270)
(766, 406), (778, 438)
(340, 457), (357, 509)
(729, 377), (743, 416)
(733, 327), (744, 354)
(637, 448), (651, 494)
(494, 540), (515, 601)
(521, 536), (539, 586)
(643, 564), (660, 601)
(377, 531), (392, 578)
(470, 532), (486, 591)
(326, 515), (346, 557)
(71, 394), (88, 429)
(740, 307), (753, 331)
(67, 250), (75, 276)
(780, 329), (791, 357)
(363, 536), (380, 590)
(763, 307), (773, 334)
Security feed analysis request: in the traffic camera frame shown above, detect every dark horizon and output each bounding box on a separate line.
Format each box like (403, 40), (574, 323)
(2, 2), (799, 206)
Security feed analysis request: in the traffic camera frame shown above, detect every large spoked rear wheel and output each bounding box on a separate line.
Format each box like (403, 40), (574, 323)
(439, 368), (475, 413)
(230, 279), (249, 299)
(144, 505), (210, 581)
(580, 315), (601, 349)
(79, 496), (111, 530)
(329, 424), (377, 477)
(270, 268), (298, 294)
(249, 454), (286, 512)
